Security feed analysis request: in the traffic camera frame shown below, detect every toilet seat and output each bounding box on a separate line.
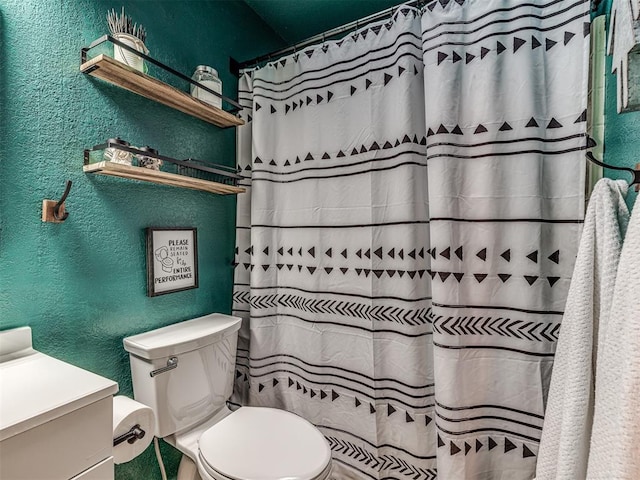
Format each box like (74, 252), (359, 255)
(197, 407), (332, 480)
(198, 456), (333, 480)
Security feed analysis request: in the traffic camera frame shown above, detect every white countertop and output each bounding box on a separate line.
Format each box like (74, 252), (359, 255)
(0, 351), (118, 441)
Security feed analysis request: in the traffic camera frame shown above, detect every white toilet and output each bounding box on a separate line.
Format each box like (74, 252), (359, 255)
(123, 313), (332, 480)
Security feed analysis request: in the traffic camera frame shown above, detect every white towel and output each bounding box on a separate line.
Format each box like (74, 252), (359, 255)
(586, 188), (640, 478)
(536, 178), (630, 480)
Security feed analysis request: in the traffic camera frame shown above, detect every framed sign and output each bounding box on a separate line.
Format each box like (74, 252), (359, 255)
(146, 227), (198, 296)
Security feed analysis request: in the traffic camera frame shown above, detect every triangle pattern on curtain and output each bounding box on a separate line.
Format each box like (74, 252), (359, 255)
(233, 1), (589, 479)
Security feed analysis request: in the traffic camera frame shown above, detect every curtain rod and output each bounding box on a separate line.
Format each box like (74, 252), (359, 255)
(232, 0), (421, 74)
(232, 0), (605, 74)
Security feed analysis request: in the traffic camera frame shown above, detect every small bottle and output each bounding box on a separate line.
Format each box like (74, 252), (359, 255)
(191, 66), (222, 109)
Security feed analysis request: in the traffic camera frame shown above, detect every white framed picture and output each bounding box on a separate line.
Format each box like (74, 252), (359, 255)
(146, 227), (198, 296)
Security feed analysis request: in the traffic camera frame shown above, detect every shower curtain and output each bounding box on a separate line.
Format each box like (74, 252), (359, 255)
(233, 1), (590, 478)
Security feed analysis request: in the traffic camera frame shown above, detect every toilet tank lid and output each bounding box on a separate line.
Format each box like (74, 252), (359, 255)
(123, 313), (241, 360)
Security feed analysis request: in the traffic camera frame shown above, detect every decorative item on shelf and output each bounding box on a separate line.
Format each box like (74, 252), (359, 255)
(190, 66), (222, 108)
(107, 7), (148, 72)
(85, 138), (242, 186)
(135, 145), (162, 170)
(146, 228), (198, 296)
(83, 139), (244, 195)
(103, 137), (133, 165)
(80, 38), (244, 127)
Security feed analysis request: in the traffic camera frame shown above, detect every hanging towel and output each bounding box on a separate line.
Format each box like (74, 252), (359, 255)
(586, 188), (640, 478)
(536, 178), (630, 480)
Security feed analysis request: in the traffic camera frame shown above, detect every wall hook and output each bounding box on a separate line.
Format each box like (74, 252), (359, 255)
(54, 181), (72, 221)
(42, 180), (72, 223)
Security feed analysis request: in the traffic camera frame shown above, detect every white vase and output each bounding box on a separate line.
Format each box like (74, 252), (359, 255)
(113, 33), (148, 72)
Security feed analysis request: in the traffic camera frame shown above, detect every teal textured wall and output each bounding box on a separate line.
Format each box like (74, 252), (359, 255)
(0, 1), (283, 479)
(599, 0), (639, 210)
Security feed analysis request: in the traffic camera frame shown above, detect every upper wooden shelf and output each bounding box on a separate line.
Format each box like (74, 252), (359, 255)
(80, 54), (244, 128)
(84, 161), (245, 195)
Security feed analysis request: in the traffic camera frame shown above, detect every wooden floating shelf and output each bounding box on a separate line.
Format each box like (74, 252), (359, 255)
(80, 54), (244, 128)
(84, 161), (245, 195)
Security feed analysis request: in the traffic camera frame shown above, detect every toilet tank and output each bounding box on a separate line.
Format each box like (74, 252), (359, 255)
(123, 313), (241, 438)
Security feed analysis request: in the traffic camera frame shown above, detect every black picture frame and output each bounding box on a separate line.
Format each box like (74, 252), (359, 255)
(146, 227), (199, 297)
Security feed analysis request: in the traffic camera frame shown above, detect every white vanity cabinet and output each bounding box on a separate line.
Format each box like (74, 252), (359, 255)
(0, 327), (119, 480)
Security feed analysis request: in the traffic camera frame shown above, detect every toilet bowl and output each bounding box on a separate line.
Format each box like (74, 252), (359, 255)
(123, 313), (332, 480)
(196, 407), (331, 480)
(165, 405), (332, 480)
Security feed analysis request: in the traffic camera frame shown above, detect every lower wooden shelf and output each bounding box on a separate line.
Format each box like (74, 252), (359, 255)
(84, 161), (245, 195)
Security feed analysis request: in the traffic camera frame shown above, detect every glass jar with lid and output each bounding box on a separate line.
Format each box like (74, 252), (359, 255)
(191, 65), (222, 109)
(136, 146), (162, 170)
(103, 137), (133, 165)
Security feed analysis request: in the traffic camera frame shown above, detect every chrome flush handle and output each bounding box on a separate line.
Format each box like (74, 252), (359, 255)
(150, 356), (178, 377)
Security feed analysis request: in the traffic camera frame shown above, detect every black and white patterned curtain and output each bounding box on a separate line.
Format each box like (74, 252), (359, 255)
(232, 1), (590, 478)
